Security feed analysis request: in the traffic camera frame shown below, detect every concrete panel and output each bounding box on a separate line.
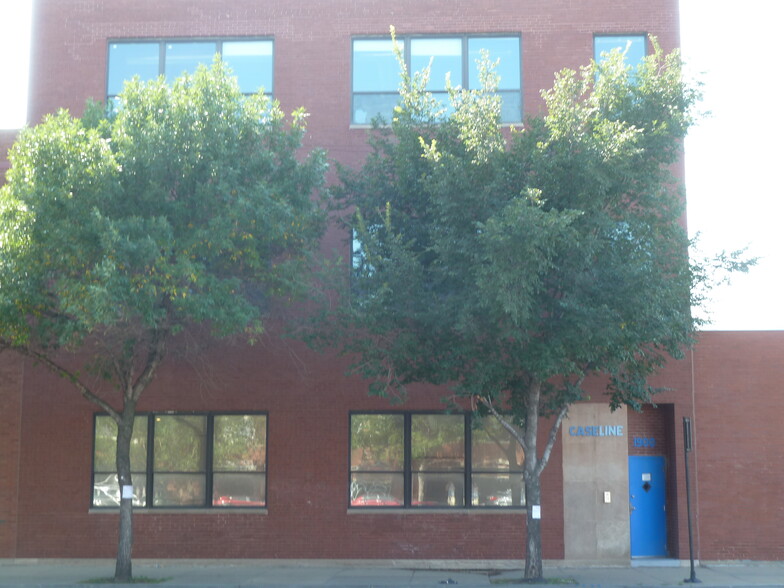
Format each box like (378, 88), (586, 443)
(562, 404), (630, 561)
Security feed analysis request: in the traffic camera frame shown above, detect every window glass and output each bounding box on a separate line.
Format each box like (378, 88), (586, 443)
(350, 473), (405, 506)
(497, 90), (522, 124)
(352, 39), (404, 124)
(471, 473), (525, 507)
(108, 42), (160, 96)
(213, 473), (266, 507)
(164, 41), (218, 80)
(471, 418), (525, 507)
(213, 414), (267, 471)
(412, 472), (465, 507)
(154, 415), (207, 472)
(222, 40), (273, 94)
(92, 412), (267, 509)
(153, 415), (207, 506)
(350, 412), (524, 509)
(411, 414), (464, 508)
(352, 34), (521, 125)
(594, 35), (646, 68)
(353, 39), (403, 92)
(351, 414), (404, 471)
(471, 417), (521, 471)
(411, 38), (463, 91)
(411, 414), (464, 471)
(212, 414), (267, 507)
(350, 414), (404, 507)
(468, 37), (520, 90)
(92, 415), (148, 507)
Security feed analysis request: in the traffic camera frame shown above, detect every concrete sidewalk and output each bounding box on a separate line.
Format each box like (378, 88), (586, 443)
(0, 559), (782, 587)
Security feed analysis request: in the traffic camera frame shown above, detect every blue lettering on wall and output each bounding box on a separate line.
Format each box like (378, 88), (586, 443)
(568, 425), (625, 437)
(633, 436), (657, 448)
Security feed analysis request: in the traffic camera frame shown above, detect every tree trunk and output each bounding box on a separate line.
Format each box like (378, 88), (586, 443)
(114, 404), (136, 582)
(523, 380), (543, 581)
(524, 473), (543, 580)
(481, 381), (567, 582)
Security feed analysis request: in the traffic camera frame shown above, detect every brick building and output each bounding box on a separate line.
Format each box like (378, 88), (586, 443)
(1, 0), (783, 564)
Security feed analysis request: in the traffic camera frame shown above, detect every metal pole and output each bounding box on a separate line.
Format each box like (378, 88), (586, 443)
(683, 417), (700, 583)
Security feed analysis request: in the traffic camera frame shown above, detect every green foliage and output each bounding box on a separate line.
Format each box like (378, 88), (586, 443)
(0, 60), (326, 580)
(315, 38), (724, 426)
(0, 59), (326, 376)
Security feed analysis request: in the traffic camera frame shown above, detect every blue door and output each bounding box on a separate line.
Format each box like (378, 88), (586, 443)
(629, 455), (668, 557)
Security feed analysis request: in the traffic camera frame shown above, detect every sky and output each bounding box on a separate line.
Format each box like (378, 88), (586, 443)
(0, 0), (781, 330)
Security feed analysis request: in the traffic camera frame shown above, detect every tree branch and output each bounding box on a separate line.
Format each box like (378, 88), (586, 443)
(130, 327), (168, 402)
(535, 402), (569, 479)
(479, 395), (526, 450)
(9, 344), (121, 422)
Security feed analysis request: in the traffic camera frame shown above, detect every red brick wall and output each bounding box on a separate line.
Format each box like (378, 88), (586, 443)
(14, 338), (561, 559)
(0, 353), (23, 557)
(692, 332), (784, 561)
(2, 0), (696, 561)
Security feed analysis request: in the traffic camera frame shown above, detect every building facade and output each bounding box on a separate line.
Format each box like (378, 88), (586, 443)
(2, 0), (783, 564)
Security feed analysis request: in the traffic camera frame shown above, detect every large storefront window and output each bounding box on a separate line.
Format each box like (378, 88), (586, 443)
(350, 412), (524, 508)
(92, 413), (267, 508)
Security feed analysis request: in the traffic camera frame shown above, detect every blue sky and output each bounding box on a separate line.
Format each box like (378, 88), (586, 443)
(1, 0), (781, 330)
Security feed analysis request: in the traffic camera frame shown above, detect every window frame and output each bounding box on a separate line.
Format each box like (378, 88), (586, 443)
(106, 37), (275, 103)
(349, 411), (525, 510)
(351, 33), (523, 126)
(91, 411), (268, 510)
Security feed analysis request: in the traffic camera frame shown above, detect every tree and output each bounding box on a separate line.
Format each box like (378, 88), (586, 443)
(0, 60), (326, 581)
(307, 36), (749, 579)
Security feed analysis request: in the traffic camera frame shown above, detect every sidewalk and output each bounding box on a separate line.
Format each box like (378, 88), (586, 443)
(0, 559), (782, 587)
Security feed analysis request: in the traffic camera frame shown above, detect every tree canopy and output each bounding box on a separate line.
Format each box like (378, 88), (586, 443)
(0, 59), (326, 580)
(306, 37), (743, 579)
(0, 59), (326, 408)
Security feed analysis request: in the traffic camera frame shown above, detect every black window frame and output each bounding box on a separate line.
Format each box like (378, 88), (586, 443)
(349, 411), (526, 510)
(351, 33), (523, 125)
(106, 37), (275, 103)
(91, 411), (268, 510)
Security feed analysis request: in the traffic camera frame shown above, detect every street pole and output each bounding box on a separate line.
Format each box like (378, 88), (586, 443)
(683, 417), (700, 583)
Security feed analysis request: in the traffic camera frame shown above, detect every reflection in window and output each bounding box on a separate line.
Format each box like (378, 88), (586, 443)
(412, 414), (465, 506)
(222, 41), (274, 94)
(352, 35), (521, 124)
(350, 414), (405, 506)
(108, 43), (160, 96)
(352, 38), (404, 125)
(91, 413), (267, 509)
(471, 417), (525, 507)
(349, 413), (525, 509)
(594, 35), (647, 69)
(213, 415), (267, 507)
(165, 42), (218, 81)
(92, 415), (148, 507)
(153, 415), (207, 506)
(107, 39), (274, 102)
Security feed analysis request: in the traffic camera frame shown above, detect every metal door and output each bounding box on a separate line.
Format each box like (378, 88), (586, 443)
(629, 455), (668, 557)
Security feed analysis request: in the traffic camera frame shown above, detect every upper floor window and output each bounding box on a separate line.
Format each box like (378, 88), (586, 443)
(92, 412), (267, 509)
(350, 412), (525, 508)
(594, 35), (646, 68)
(107, 39), (274, 102)
(352, 35), (522, 125)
